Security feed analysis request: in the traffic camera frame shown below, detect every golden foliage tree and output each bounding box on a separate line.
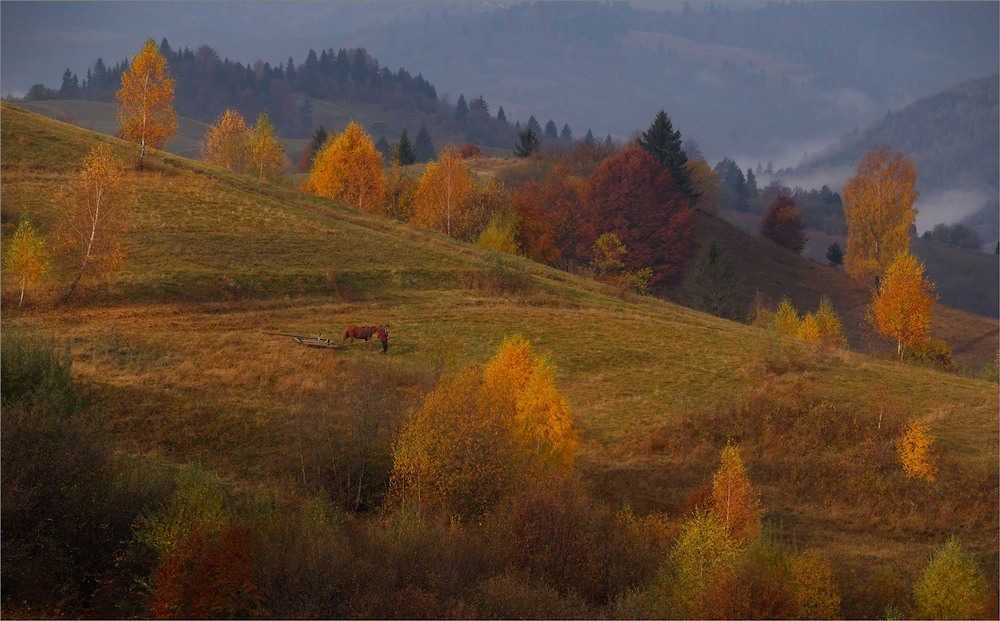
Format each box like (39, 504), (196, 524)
(58, 143), (132, 302)
(898, 418), (937, 482)
(789, 551), (842, 619)
(411, 144), (474, 239)
(390, 336), (578, 518)
(670, 510), (741, 616)
(913, 536), (988, 619)
(813, 296), (844, 346)
(115, 37), (178, 169)
(869, 251), (937, 360)
(382, 159), (417, 221)
(249, 112), (285, 182)
(477, 210), (520, 255)
(3, 219), (50, 307)
(306, 121), (385, 213)
(771, 297), (801, 337)
(842, 147), (919, 285)
(201, 109), (250, 173)
(711, 441), (762, 542)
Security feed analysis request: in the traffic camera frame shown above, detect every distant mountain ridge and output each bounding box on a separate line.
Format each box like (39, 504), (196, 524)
(788, 74), (999, 193)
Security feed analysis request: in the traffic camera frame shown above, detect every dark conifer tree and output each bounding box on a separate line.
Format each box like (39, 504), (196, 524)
(560, 124), (573, 142)
(395, 128), (416, 165)
(455, 94), (468, 120)
(679, 238), (746, 320)
(497, 106), (507, 124)
(414, 122), (436, 162)
(514, 127), (540, 158)
(638, 109), (694, 200)
(527, 115), (542, 135)
(544, 119), (559, 141)
(584, 129), (596, 145)
(826, 242), (844, 267)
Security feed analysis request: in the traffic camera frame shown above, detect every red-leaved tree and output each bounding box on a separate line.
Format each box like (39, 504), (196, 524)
(760, 194), (806, 254)
(584, 147), (697, 288)
(509, 162), (588, 266)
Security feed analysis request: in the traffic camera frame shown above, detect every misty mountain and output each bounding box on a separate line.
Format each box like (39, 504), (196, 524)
(3, 1), (997, 169)
(781, 74), (999, 248)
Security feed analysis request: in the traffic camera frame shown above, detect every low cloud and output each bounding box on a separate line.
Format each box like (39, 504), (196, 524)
(913, 186), (996, 233)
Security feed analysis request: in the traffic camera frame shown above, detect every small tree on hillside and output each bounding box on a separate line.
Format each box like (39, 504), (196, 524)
(201, 109), (251, 173)
(3, 219), (50, 307)
(914, 537), (988, 619)
(638, 109), (694, 200)
(711, 441), (762, 543)
(868, 251), (937, 360)
(826, 242), (844, 267)
(58, 144), (132, 302)
(115, 37), (178, 169)
(760, 195), (806, 254)
(249, 113), (285, 182)
(305, 121), (385, 214)
(414, 122), (436, 163)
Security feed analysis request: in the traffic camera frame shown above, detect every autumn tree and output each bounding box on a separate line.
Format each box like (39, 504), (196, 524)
(3, 219), (50, 307)
(477, 210), (520, 255)
(898, 418), (937, 482)
(771, 297), (801, 337)
(382, 159), (417, 222)
(389, 336), (578, 518)
(306, 120), (385, 214)
(913, 536), (988, 619)
(685, 159), (721, 215)
(115, 37), (178, 169)
(637, 109), (694, 200)
(760, 194), (806, 253)
(670, 510), (741, 616)
(585, 147), (697, 289)
(842, 147), (919, 285)
(711, 441), (762, 542)
(509, 162), (586, 265)
(789, 551), (842, 619)
(411, 144), (475, 239)
(201, 109), (250, 173)
(58, 144), (132, 302)
(868, 251), (937, 360)
(249, 112), (285, 182)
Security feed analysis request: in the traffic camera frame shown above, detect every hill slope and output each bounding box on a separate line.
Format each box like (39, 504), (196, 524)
(2, 104), (997, 605)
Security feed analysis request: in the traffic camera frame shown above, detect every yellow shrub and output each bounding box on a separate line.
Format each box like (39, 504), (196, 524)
(898, 419), (937, 482)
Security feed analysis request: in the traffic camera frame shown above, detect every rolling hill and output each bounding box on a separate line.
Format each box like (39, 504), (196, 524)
(2, 104), (997, 616)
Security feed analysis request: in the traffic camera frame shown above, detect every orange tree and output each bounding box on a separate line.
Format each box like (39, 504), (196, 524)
(305, 121), (385, 214)
(868, 251), (937, 360)
(115, 38), (178, 169)
(710, 441), (762, 543)
(842, 147), (918, 285)
(58, 144), (132, 302)
(509, 162), (587, 265)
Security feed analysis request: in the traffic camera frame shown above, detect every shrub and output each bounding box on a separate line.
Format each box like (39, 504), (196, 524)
(669, 510), (742, 616)
(905, 337), (957, 372)
(472, 569), (592, 619)
(770, 297), (801, 337)
(790, 551), (841, 619)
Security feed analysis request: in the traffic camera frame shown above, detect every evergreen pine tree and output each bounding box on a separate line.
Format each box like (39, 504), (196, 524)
(395, 127), (416, 165)
(560, 124), (573, 142)
(414, 122), (436, 162)
(639, 110), (694, 200)
(514, 127), (540, 158)
(679, 238), (745, 321)
(826, 242), (844, 267)
(544, 119), (559, 141)
(584, 129), (595, 145)
(497, 106), (507, 124)
(527, 115), (542, 135)
(455, 94), (468, 120)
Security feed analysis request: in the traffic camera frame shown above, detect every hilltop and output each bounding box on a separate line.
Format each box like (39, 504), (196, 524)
(1, 104), (997, 617)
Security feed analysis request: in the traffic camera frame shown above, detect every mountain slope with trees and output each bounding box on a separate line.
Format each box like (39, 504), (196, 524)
(2, 104), (997, 619)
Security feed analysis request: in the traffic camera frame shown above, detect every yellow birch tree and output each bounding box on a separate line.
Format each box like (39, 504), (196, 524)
(2, 219), (50, 307)
(58, 144), (132, 302)
(411, 144), (474, 238)
(898, 418), (937, 482)
(842, 147), (919, 285)
(869, 251), (937, 360)
(201, 109), (250, 173)
(305, 121), (385, 213)
(249, 112), (285, 182)
(115, 38), (178, 169)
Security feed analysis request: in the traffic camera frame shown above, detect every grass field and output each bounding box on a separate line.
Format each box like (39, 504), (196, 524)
(2, 102), (997, 605)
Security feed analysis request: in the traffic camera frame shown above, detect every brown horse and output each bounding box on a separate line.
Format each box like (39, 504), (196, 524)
(342, 325), (378, 344)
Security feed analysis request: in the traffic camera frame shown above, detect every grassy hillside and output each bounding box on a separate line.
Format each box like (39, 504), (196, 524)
(2, 103), (997, 613)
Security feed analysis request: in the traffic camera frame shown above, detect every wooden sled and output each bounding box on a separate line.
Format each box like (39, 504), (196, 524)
(264, 332), (375, 350)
